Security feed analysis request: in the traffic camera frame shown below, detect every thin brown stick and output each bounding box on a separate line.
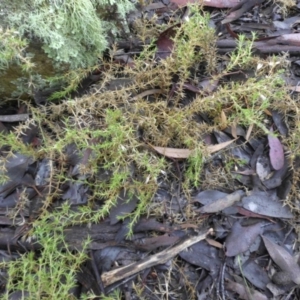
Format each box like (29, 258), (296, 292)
(101, 228), (212, 287)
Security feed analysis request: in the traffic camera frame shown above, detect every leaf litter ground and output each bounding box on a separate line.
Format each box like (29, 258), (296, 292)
(1, 0), (300, 299)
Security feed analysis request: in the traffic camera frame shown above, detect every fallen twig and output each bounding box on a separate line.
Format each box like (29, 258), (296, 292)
(101, 228), (212, 287)
(0, 114), (29, 122)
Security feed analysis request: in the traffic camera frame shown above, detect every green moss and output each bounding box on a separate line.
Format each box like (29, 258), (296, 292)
(1, 0), (134, 69)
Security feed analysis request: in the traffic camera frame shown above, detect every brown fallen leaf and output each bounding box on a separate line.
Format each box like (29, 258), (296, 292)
(226, 279), (268, 300)
(151, 139), (236, 159)
(155, 24), (180, 60)
(220, 110), (227, 130)
(245, 123), (254, 141)
(237, 207), (276, 223)
(261, 235), (300, 285)
(197, 190), (244, 213)
(151, 146), (192, 158)
(242, 191), (293, 219)
(221, 0), (265, 25)
(231, 121), (238, 139)
(225, 221), (264, 257)
(134, 235), (180, 251)
(207, 139), (237, 153)
(268, 129), (284, 170)
(205, 238), (223, 249)
(170, 0), (240, 8)
(288, 85), (300, 92)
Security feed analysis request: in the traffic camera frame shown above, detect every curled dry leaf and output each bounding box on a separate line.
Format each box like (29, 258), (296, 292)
(261, 235), (300, 285)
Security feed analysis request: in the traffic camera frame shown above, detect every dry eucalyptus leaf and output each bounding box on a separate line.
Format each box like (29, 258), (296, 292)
(155, 24), (179, 60)
(207, 139), (237, 153)
(193, 190), (228, 205)
(256, 155), (271, 181)
(271, 110), (288, 137)
(242, 192), (293, 219)
(225, 221), (263, 257)
(197, 190), (244, 213)
(151, 146), (191, 158)
(152, 139), (236, 158)
(109, 189), (139, 225)
(261, 235), (300, 285)
(268, 132), (284, 170)
(226, 279), (268, 300)
(179, 240), (221, 275)
(170, 0), (239, 8)
(242, 259), (271, 290)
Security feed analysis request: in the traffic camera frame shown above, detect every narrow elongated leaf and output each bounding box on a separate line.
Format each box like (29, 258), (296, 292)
(262, 235), (300, 285)
(197, 190), (244, 213)
(207, 139), (237, 153)
(194, 190), (228, 205)
(268, 132), (284, 170)
(152, 139), (236, 158)
(170, 0), (240, 8)
(151, 146), (191, 158)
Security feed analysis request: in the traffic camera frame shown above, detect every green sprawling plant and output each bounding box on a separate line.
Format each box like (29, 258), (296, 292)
(0, 3), (298, 298)
(0, 28), (32, 71)
(2, 208), (90, 299)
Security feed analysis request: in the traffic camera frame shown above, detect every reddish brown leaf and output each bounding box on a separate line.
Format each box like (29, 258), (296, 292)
(268, 131), (284, 170)
(155, 24), (180, 60)
(134, 235), (180, 251)
(237, 207), (275, 223)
